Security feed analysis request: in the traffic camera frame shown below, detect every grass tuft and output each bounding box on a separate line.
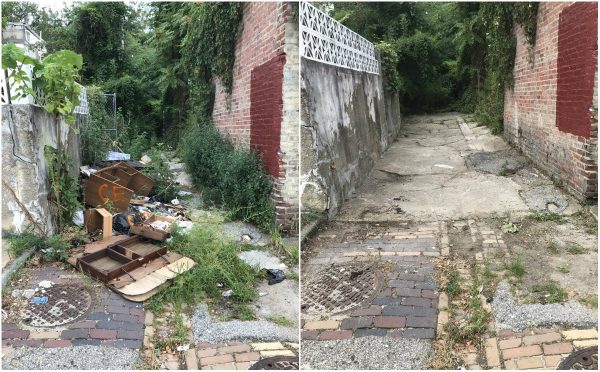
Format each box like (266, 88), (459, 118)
(147, 224), (260, 314)
(530, 282), (567, 304)
(527, 212), (564, 223)
(566, 244), (588, 255)
(506, 256), (526, 279)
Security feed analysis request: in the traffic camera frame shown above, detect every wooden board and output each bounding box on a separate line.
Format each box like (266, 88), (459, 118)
(84, 208), (112, 240)
(112, 257), (196, 297)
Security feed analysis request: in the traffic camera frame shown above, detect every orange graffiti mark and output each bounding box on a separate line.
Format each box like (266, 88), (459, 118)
(97, 183), (129, 205)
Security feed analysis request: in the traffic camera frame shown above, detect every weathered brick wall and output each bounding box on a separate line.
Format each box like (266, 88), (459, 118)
(211, 2), (298, 231)
(504, 2), (598, 201)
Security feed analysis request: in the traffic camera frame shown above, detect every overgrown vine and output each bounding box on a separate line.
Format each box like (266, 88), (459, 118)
(2, 43), (83, 231)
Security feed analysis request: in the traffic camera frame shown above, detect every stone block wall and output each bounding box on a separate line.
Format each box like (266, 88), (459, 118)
(504, 2), (598, 201)
(2, 104), (81, 236)
(300, 59), (402, 218)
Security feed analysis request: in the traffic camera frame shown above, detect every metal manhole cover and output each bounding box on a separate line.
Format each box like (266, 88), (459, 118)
(249, 356), (299, 370)
(21, 285), (92, 327)
(558, 347), (598, 370)
(302, 263), (382, 316)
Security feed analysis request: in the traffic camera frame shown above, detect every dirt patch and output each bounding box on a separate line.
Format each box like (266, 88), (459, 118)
(489, 216), (598, 301)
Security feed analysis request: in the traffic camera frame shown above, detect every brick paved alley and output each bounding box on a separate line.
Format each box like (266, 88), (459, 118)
(300, 113), (598, 370)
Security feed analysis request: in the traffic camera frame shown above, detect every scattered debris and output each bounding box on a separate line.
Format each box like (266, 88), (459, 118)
(30, 296), (48, 304)
(140, 154), (152, 164)
(105, 151), (131, 161)
(22, 289), (36, 299)
(266, 269), (286, 285)
(176, 344), (190, 352)
(222, 290), (233, 297)
(38, 280), (53, 288)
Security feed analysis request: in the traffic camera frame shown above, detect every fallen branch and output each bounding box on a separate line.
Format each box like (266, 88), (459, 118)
(2, 180), (46, 237)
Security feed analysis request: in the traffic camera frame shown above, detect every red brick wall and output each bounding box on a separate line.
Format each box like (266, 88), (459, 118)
(211, 2), (298, 231)
(212, 2), (289, 147)
(250, 54), (286, 177)
(504, 2), (598, 201)
(556, 2), (598, 138)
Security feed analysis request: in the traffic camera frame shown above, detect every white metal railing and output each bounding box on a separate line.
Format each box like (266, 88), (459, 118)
(0, 72), (8, 104)
(2, 68), (88, 114)
(300, 1), (380, 74)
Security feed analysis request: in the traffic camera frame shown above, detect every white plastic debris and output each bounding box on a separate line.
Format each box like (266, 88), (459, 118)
(105, 151), (131, 161)
(72, 209), (84, 226)
(241, 234), (252, 242)
(150, 221), (170, 231)
(38, 280), (54, 289)
(140, 155), (152, 164)
(176, 221), (193, 230)
(11, 289), (23, 298)
(170, 198), (180, 205)
(22, 289), (36, 299)
(222, 290), (233, 297)
(259, 292), (267, 297)
(176, 344), (190, 352)
(216, 283), (224, 288)
(177, 191), (192, 197)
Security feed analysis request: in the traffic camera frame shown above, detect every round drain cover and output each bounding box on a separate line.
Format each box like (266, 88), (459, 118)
(558, 347), (598, 370)
(21, 285), (92, 327)
(249, 356), (299, 370)
(302, 263), (382, 316)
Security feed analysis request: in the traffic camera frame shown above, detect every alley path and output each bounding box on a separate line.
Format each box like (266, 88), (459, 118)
(300, 113), (596, 370)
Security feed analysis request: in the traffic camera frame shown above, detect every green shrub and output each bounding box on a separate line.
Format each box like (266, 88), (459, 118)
(182, 124), (275, 231)
(142, 147), (180, 202)
(4, 231), (70, 262)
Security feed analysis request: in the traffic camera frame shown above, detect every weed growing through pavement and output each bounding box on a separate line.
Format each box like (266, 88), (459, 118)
(501, 220), (519, 233)
(444, 271), (461, 298)
(506, 256), (526, 279)
(147, 224), (260, 316)
(557, 264), (570, 274)
(266, 316), (294, 327)
(578, 294), (598, 309)
(530, 282), (567, 304)
(572, 209), (598, 235)
(547, 240), (560, 254)
(566, 244), (588, 255)
(527, 212), (564, 223)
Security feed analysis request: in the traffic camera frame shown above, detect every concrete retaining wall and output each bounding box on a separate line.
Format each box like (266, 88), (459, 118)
(2, 104), (81, 235)
(300, 59), (401, 218)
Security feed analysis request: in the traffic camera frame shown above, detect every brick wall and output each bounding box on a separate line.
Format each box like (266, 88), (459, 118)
(211, 2), (298, 231)
(504, 2), (598, 201)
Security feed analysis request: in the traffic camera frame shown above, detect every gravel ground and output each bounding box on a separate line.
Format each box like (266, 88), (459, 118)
(492, 281), (597, 331)
(191, 304), (297, 343)
(1, 346), (139, 370)
(520, 185), (570, 213)
(301, 336), (432, 370)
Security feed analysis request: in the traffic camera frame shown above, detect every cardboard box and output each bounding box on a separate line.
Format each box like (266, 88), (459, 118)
(84, 208), (113, 240)
(130, 214), (177, 241)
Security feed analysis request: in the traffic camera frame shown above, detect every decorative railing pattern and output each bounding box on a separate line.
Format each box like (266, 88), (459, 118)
(2, 68), (88, 114)
(300, 1), (380, 74)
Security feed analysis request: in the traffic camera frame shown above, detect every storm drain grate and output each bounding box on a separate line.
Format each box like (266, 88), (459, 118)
(21, 285), (92, 327)
(558, 347), (598, 370)
(302, 263), (382, 316)
(249, 356), (299, 370)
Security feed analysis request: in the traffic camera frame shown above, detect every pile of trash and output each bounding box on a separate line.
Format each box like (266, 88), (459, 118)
(78, 161), (194, 242)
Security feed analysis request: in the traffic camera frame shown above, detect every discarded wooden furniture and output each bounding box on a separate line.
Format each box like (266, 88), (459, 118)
(84, 162), (155, 212)
(70, 235), (195, 302)
(84, 208), (113, 240)
(129, 214), (177, 241)
(77, 236), (167, 283)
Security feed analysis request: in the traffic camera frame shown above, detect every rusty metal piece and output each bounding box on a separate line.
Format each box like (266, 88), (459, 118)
(249, 356), (299, 370)
(302, 263), (383, 316)
(21, 285), (92, 327)
(558, 347), (598, 370)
